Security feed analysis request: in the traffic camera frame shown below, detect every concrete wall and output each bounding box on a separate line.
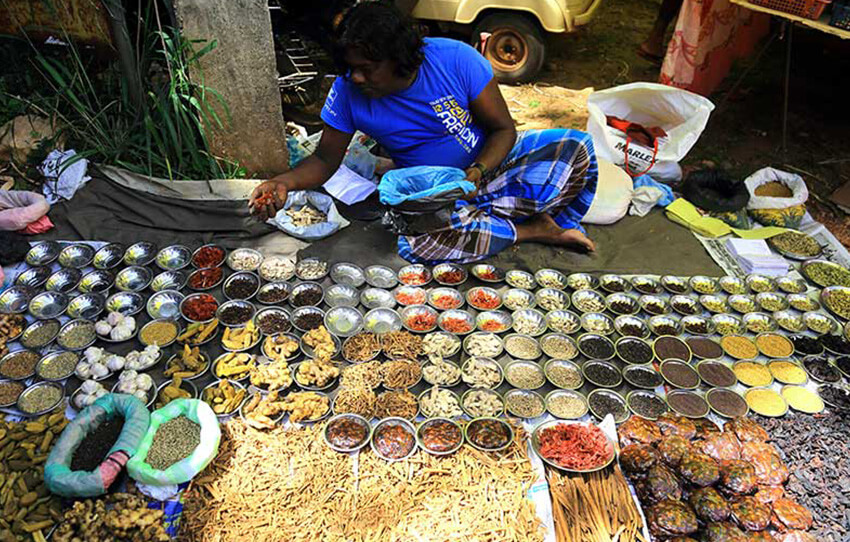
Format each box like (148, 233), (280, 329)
(173, 0), (288, 177)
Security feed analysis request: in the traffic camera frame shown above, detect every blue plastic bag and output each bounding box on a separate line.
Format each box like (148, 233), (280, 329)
(378, 166), (475, 208)
(267, 190), (350, 241)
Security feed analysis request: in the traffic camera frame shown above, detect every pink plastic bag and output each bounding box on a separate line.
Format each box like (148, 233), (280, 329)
(0, 191), (50, 231)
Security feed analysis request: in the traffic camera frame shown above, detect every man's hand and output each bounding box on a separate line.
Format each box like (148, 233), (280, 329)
(249, 181), (288, 221)
(462, 166), (484, 200)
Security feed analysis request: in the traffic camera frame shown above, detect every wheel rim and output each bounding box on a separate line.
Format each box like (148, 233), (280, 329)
(485, 28), (529, 72)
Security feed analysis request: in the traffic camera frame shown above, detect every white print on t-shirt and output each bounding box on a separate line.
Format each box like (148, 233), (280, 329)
(430, 95), (479, 154)
(323, 87), (339, 119)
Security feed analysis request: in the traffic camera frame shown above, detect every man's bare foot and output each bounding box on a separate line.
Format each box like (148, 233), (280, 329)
(516, 214), (596, 252)
(637, 41), (665, 64)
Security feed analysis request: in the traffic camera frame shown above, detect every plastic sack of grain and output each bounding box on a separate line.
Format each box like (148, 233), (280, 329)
(127, 399), (220, 486)
(45, 393), (150, 497)
(745, 167), (808, 228)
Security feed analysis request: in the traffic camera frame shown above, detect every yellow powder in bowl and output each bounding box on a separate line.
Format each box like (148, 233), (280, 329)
(781, 386), (824, 414)
(768, 360), (807, 385)
(745, 388), (787, 417)
(734, 362), (773, 387)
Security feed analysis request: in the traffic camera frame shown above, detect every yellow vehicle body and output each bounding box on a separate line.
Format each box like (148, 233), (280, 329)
(411, 0), (602, 33)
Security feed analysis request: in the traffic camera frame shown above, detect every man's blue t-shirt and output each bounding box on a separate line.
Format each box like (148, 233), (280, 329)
(321, 37), (493, 169)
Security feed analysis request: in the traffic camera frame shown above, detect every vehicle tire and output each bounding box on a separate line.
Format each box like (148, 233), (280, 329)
(472, 13), (546, 84)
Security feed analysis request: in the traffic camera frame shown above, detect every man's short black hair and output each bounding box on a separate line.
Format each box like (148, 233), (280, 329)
(333, 2), (424, 78)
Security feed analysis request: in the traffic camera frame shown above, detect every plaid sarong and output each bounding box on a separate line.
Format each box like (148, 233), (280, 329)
(398, 129), (598, 264)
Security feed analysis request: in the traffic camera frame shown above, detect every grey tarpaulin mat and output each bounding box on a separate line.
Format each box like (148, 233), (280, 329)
(300, 210), (723, 275)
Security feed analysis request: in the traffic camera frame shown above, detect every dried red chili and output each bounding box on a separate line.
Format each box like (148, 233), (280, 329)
(399, 271), (428, 286)
(538, 422), (613, 470)
(436, 270), (464, 284)
(255, 192), (275, 206)
(441, 317), (472, 334)
(432, 295), (461, 310)
(469, 290), (500, 310)
(480, 319), (506, 332)
(189, 267), (223, 289)
(182, 294), (218, 321)
(192, 246), (225, 268)
(478, 270), (500, 281)
(396, 291), (425, 305)
(406, 312), (436, 331)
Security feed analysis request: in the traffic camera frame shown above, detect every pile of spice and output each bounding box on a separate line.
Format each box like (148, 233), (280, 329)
(434, 268), (464, 285)
(628, 391), (667, 419)
(547, 392), (587, 418)
(326, 415), (370, 451)
(18, 384), (63, 414)
(374, 390), (418, 419)
(294, 310), (323, 331)
(806, 261), (850, 287)
(182, 293), (218, 321)
(734, 361), (773, 387)
(790, 334), (823, 355)
(381, 360), (422, 389)
(746, 388), (787, 416)
(296, 259), (327, 280)
(404, 309), (437, 331)
(189, 267), (223, 289)
(256, 310), (291, 335)
(71, 416), (125, 471)
(343, 332), (381, 362)
(259, 256), (294, 281)
(21, 319), (60, 349)
(57, 321), (96, 350)
(431, 291), (462, 309)
(768, 360), (808, 384)
(381, 330), (423, 359)
(373, 420), (415, 459)
(705, 388), (748, 417)
(588, 391), (627, 422)
(140, 320), (179, 346)
(505, 334), (542, 359)
(225, 274), (259, 299)
(506, 392), (545, 418)
(0, 380), (24, 405)
(654, 336), (691, 362)
(538, 422), (613, 470)
(623, 365), (664, 389)
(468, 288), (501, 309)
(0, 349), (39, 379)
(660, 360), (700, 389)
(578, 334), (614, 359)
(755, 333), (794, 358)
(583, 361), (621, 388)
(547, 362), (582, 389)
(37, 351), (78, 380)
(395, 287), (426, 306)
(822, 334), (850, 355)
(696, 360), (737, 387)
(146, 415), (201, 470)
(53, 491), (169, 541)
(770, 230), (820, 257)
(802, 356), (841, 382)
(286, 205), (327, 226)
(257, 283), (290, 304)
(192, 245), (226, 268)
(721, 335), (759, 359)
(506, 363), (545, 389)
(418, 419), (462, 453)
(540, 334), (577, 359)
(291, 284), (323, 307)
(781, 386), (824, 413)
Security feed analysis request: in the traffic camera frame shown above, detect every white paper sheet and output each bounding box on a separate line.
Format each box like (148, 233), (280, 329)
(322, 164), (377, 206)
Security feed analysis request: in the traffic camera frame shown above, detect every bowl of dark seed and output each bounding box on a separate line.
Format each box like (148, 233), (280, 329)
(292, 306), (326, 332)
(256, 282), (292, 305)
(615, 336), (653, 364)
(546, 389), (588, 419)
(670, 295), (700, 316)
(817, 383), (850, 411)
(631, 276), (663, 295)
(290, 282), (324, 308)
(599, 274), (631, 293)
(582, 361), (622, 388)
(822, 334), (850, 355)
(254, 307), (292, 335)
(661, 275), (690, 294)
(577, 333), (615, 360)
(223, 272), (260, 300)
(681, 315), (715, 336)
(789, 334), (823, 356)
(503, 334), (542, 360)
(544, 359), (583, 390)
(217, 300), (256, 327)
(606, 293), (639, 316)
(626, 390), (668, 420)
(587, 389), (629, 423)
(640, 295), (670, 316)
(648, 315), (682, 337)
(802, 356), (841, 383)
(614, 315), (650, 339)
(505, 389), (546, 418)
(622, 364), (663, 389)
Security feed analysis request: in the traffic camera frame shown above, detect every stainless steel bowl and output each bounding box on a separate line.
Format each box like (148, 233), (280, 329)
(200, 380), (246, 417)
(661, 275), (690, 294)
(535, 288), (570, 312)
(504, 388), (547, 418)
(58, 244), (95, 269)
(746, 273), (779, 293)
(728, 294), (758, 314)
(742, 312), (777, 333)
(432, 262), (468, 286)
(360, 287), (395, 309)
(700, 294), (730, 314)
(470, 263), (505, 283)
(152, 270), (189, 292)
(294, 257), (328, 280)
(0, 286), (32, 314)
(504, 360), (546, 390)
(15, 266), (51, 289)
(330, 262), (366, 288)
(681, 315), (716, 336)
(93, 243), (124, 270)
(155, 379), (199, 409)
(648, 314), (682, 336)
(191, 244), (227, 268)
(464, 417), (513, 452)
(614, 314), (650, 338)
(544, 359), (584, 390)
(254, 307), (292, 336)
(711, 313), (746, 335)
(0, 350), (39, 380)
(437, 309), (476, 335)
(534, 268), (567, 290)
(363, 308), (402, 334)
(115, 266), (153, 292)
(290, 306), (326, 333)
(299, 332), (342, 359)
(502, 288), (536, 311)
(756, 292), (789, 312)
(364, 265), (398, 288)
(325, 413), (373, 453)
(67, 292), (106, 320)
(325, 284), (359, 308)
(20, 319), (60, 349)
(567, 272), (599, 291)
(539, 332), (578, 360)
(476, 310), (513, 333)
(777, 275), (807, 294)
(639, 294), (671, 316)
(223, 271), (261, 301)
(600, 274), (632, 294)
(460, 389), (505, 418)
(56, 319), (97, 351)
(546, 309), (582, 334)
(511, 308), (546, 336)
(16, 382), (64, 416)
(467, 286), (503, 311)
(546, 389), (589, 419)
(397, 264), (432, 286)
(462, 331), (503, 358)
(606, 292), (640, 316)
(631, 275), (663, 295)
(106, 291), (145, 316)
(256, 281), (292, 306)
(416, 417), (463, 455)
(78, 270), (114, 294)
(394, 285), (427, 307)
(371, 417), (418, 461)
(803, 311), (837, 335)
(28, 291), (68, 319)
(45, 268), (82, 294)
(156, 244), (192, 271)
(147, 289), (185, 320)
(325, 306), (365, 337)
(25, 241), (60, 266)
(506, 269), (536, 289)
(427, 287), (464, 310)
(690, 275), (721, 294)
(262, 332), (301, 362)
(586, 389), (630, 423)
(123, 242), (157, 266)
(580, 312), (615, 335)
(571, 289), (606, 313)
(399, 304), (438, 333)
(289, 281), (324, 308)
(36, 351), (78, 382)
(216, 299), (257, 327)
(164, 351), (211, 381)
(227, 248), (264, 272)
(788, 293), (819, 312)
(719, 275), (747, 295)
(291, 362), (338, 392)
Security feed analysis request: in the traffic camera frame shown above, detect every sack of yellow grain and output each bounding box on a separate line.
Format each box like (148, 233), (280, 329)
(744, 167), (808, 228)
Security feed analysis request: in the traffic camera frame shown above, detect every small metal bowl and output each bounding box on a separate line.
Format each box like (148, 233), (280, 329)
(631, 275), (663, 295)
(600, 274), (632, 294)
(773, 309), (805, 333)
(56, 319), (97, 351)
(325, 413), (373, 453)
(467, 286), (503, 311)
(93, 243), (124, 270)
(187, 267), (225, 292)
(289, 281), (325, 308)
(397, 264), (432, 286)
(626, 390), (669, 421)
(0, 286), (32, 314)
(255, 282), (292, 306)
(223, 271), (261, 301)
(803, 311), (837, 335)
(45, 268), (82, 294)
(394, 285), (428, 307)
(742, 312), (777, 333)
(325, 284), (359, 308)
(669, 295), (700, 316)
(504, 388), (547, 418)
(614, 314), (650, 338)
(535, 268), (567, 290)
(535, 288), (570, 312)
(360, 288), (395, 310)
(571, 289), (606, 314)
(0, 350), (39, 381)
(567, 272), (599, 291)
(744, 387), (788, 418)
(531, 419), (616, 471)
(78, 270), (114, 294)
(416, 417), (464, 455)
(216, 299), (257, 327)
(20, 319), (60, 349)
(191, 244), (227, 269)
(238, 390), (285, 425)
(728, 294), (758, 314)
(717, 275), (746, 295)
(503, 333), (542, 360)
(432, 263), (468, 286)
(583, 360), (623, 388)
(465, 417), (513, 453)
(291, 306), (327, 333)
(777, 275), (807, 294)
(227, 248), (264, 272)
(106, 291), (145, 316)
(471, 263), (505, 283)
(437, 309), (476, 335)
(299, 331), (341, 359)
(681, 315), (716, 336)
(546, 389), (589, 419)
(822, 285), (850, 322)
(661, 275), (691, 294)
(540, 332), (578, 360)
(152, 270), (189, 292)
(123, 242), (157, 266)
(164, 351), (211, 381)
(371, 417), (418, 461)
(747, 273), (779, 293)
(147, 289), (185, 320)
(461, 356), (504, 389)
(639, 294), (671, 316)
(711, 313), (746, 335)
(295, 257), (329, 281)
(756, 292), (789, 312)
(115, 266), (153, 292)
(426, 287), (463, 311)
(580, 312), (615, 335)
(700, 294), (730, 314)
(291, 362), (339, 392)
(690, 275), (721, 294)
(648, 314), (683, 336)
(460, 388), (505, 418)
(15, 266), (51, 289)
(623, 364), (664, 389)
(364, 265), (398, 288)
(399, 304), (438, 333)
(544, 359), (584, 390)
(26, 241), (60, 266)
(511, 308), (546, 336)
(254, 307), (292, 336)
(462, 331), (503, 358)
(787, 293), (819, 312)
(546, 310), (582, 334)
(606, 292), (640, 316)
(506, 269), (536, 289)
(504, 360), (546, 390)
(36, 351), (78, 382)
(28, 291), (68, 319)
(502, 288), (536, 311)
(155, 378), (199, 409)
(58, 244), (95, 269)
(16, 382), (64, 417)
(67, 293), (105, 320)
(156, 244), (192, 271)
(325, 306), (365, 337)
(138, 318), (181, 348)
(330, 262), (366, 288)
(587, 389), (630, 424)
(262, 332), (301, 362)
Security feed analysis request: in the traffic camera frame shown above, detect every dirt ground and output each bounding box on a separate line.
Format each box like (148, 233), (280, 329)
(505, 0), (850, 247)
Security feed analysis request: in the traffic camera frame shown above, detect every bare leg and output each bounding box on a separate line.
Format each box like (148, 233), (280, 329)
(639, 0), (685, 60)
(515, 214), (596, 252)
